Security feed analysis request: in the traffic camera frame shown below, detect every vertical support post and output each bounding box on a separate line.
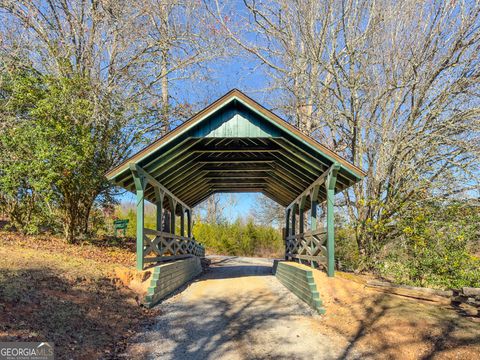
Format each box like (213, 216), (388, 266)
(326, 164), (340, 277)
(285, 208), (290, 260)
(298, 196), (306, 234)
(310, 185), (320, 268)
(154, 188), (164, 232)
(298, 196), (307, 265)
(180, 206), (185, 237)
(291, 203), (297, 236)
(154, 188), (164, 257)
(291, 203), (298, 263)
(170, 199), (177, 255)
(187, 209), (192, 238)
(164, 211), (171, 233)
(131, 166), (147, 271)
(310, 199), (318, 230)
(136, 188), (145, 271)
(285, 208), (290, 236)
(169, 198), (176, 235)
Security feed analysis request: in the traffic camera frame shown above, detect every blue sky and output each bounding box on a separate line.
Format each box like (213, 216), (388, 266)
(118, 53), (278, 222)
(121, 191), (265, 223)
(117, 4), (285, 223)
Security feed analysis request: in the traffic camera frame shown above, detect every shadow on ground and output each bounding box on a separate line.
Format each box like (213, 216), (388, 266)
(129, 290), (334, 360)
(202, 265), (272, 279)
(0, 267), (155, 360)
(311, 270), (480, 359)
(129, 260), (480, 360)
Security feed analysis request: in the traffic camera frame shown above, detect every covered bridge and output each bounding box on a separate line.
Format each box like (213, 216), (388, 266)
(106, 89), (365, 275)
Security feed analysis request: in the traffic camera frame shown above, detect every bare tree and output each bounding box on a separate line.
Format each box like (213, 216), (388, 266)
(250, 194), (284, 228)
(0, 0), (226, 239)
(196, 194), (237, 224)
(213, 0), (480, 255)
(0, 0), (225, 140)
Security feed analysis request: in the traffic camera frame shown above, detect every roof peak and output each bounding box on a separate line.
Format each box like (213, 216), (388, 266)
(106, 89), (365, 180)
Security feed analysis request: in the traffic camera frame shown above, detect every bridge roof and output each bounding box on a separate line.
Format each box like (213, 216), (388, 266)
(106, 89), (365, 208)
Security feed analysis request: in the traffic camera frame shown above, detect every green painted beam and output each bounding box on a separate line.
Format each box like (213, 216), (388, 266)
(142, 138), (202, 175)
(190, 190), (215, 207)
(326, 164), (340, 277)
(184, 193), (211, 208)
(146, 152), (204, 183)
(180, 205), (185, 236)
(299, 195), (307, 234)
(275, 149), (322, 178)
(291, 203), (298, 235)
(273, 136), (360, 190)
(131, 167), (147, 271)
(271, 138), (330, 170)
(122, 151), (202, 190)
(262, 189), (289, 207)
(181, 183), (212, 204)
(286, 164), (335, 211)
(132, 164), (191, 211)
(204, 174), (270, 179)
(207, 178), (267, 184)
(117, 137), (199, 185)
(272, 158), (317, 184)
(265, 179), (297, 200)
(263, 190), (291, 207)
(212, 187), (266, 193)
(161, 162), (205, 186)
(154, 188), (164, 232)
(175, 181), (211, 202)
(193, 147), (279, 153)
(310, 190), (319, 268)
(167, 171), (208, 195)
(269, 169), (310, 190)
(201, 167), (273, 172)
(198, 159), (275, 164)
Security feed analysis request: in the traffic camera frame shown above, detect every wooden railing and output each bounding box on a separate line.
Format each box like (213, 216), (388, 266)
(285, 227), (327, 266)
(143, 228), (205, 264)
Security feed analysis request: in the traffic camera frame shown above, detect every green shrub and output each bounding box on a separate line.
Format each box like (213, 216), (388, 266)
(376, 201), (480, 289)
(193, 219), (283, 257)
(335, 227), (361, 271)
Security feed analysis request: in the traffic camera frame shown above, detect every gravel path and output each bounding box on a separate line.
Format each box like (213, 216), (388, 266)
(125, 256), (350, 360)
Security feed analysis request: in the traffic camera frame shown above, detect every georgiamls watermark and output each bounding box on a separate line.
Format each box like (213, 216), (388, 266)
(0, 343), (54, 360)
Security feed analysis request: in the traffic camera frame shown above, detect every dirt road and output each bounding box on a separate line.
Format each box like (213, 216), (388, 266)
(126, 256), (350, 359)
(125, 256), (480, 360)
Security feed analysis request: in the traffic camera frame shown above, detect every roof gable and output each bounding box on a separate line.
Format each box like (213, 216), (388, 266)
(106, 89), (365, 182)
(190, 100), (281, 138)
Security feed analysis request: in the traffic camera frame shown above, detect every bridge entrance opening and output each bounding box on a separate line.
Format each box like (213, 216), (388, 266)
(106, 89), (365, 276)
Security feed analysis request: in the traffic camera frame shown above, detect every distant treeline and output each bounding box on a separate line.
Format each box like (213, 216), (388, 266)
(193, 220), (283, 258)
(113, 206), (284, 258)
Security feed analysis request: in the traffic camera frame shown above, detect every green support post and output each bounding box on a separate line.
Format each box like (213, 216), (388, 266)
(326, 163), (340, 277)
(155, 188), (164, 232)
(285, 208), (290, 260)
(285, 208), (290, 236)
(180, 206), (185, 236)
(187, 209), (192, 238)
(291, 203), (297, 236)
(310, 185), (320, 268)
(299, 196), (306, 234)
(169, 198), (177, 255)
(163, 212), (170, 233)
(298, 196), (306, 265)
(170, 200), (176, 235)
(131, 167), (147, 271)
